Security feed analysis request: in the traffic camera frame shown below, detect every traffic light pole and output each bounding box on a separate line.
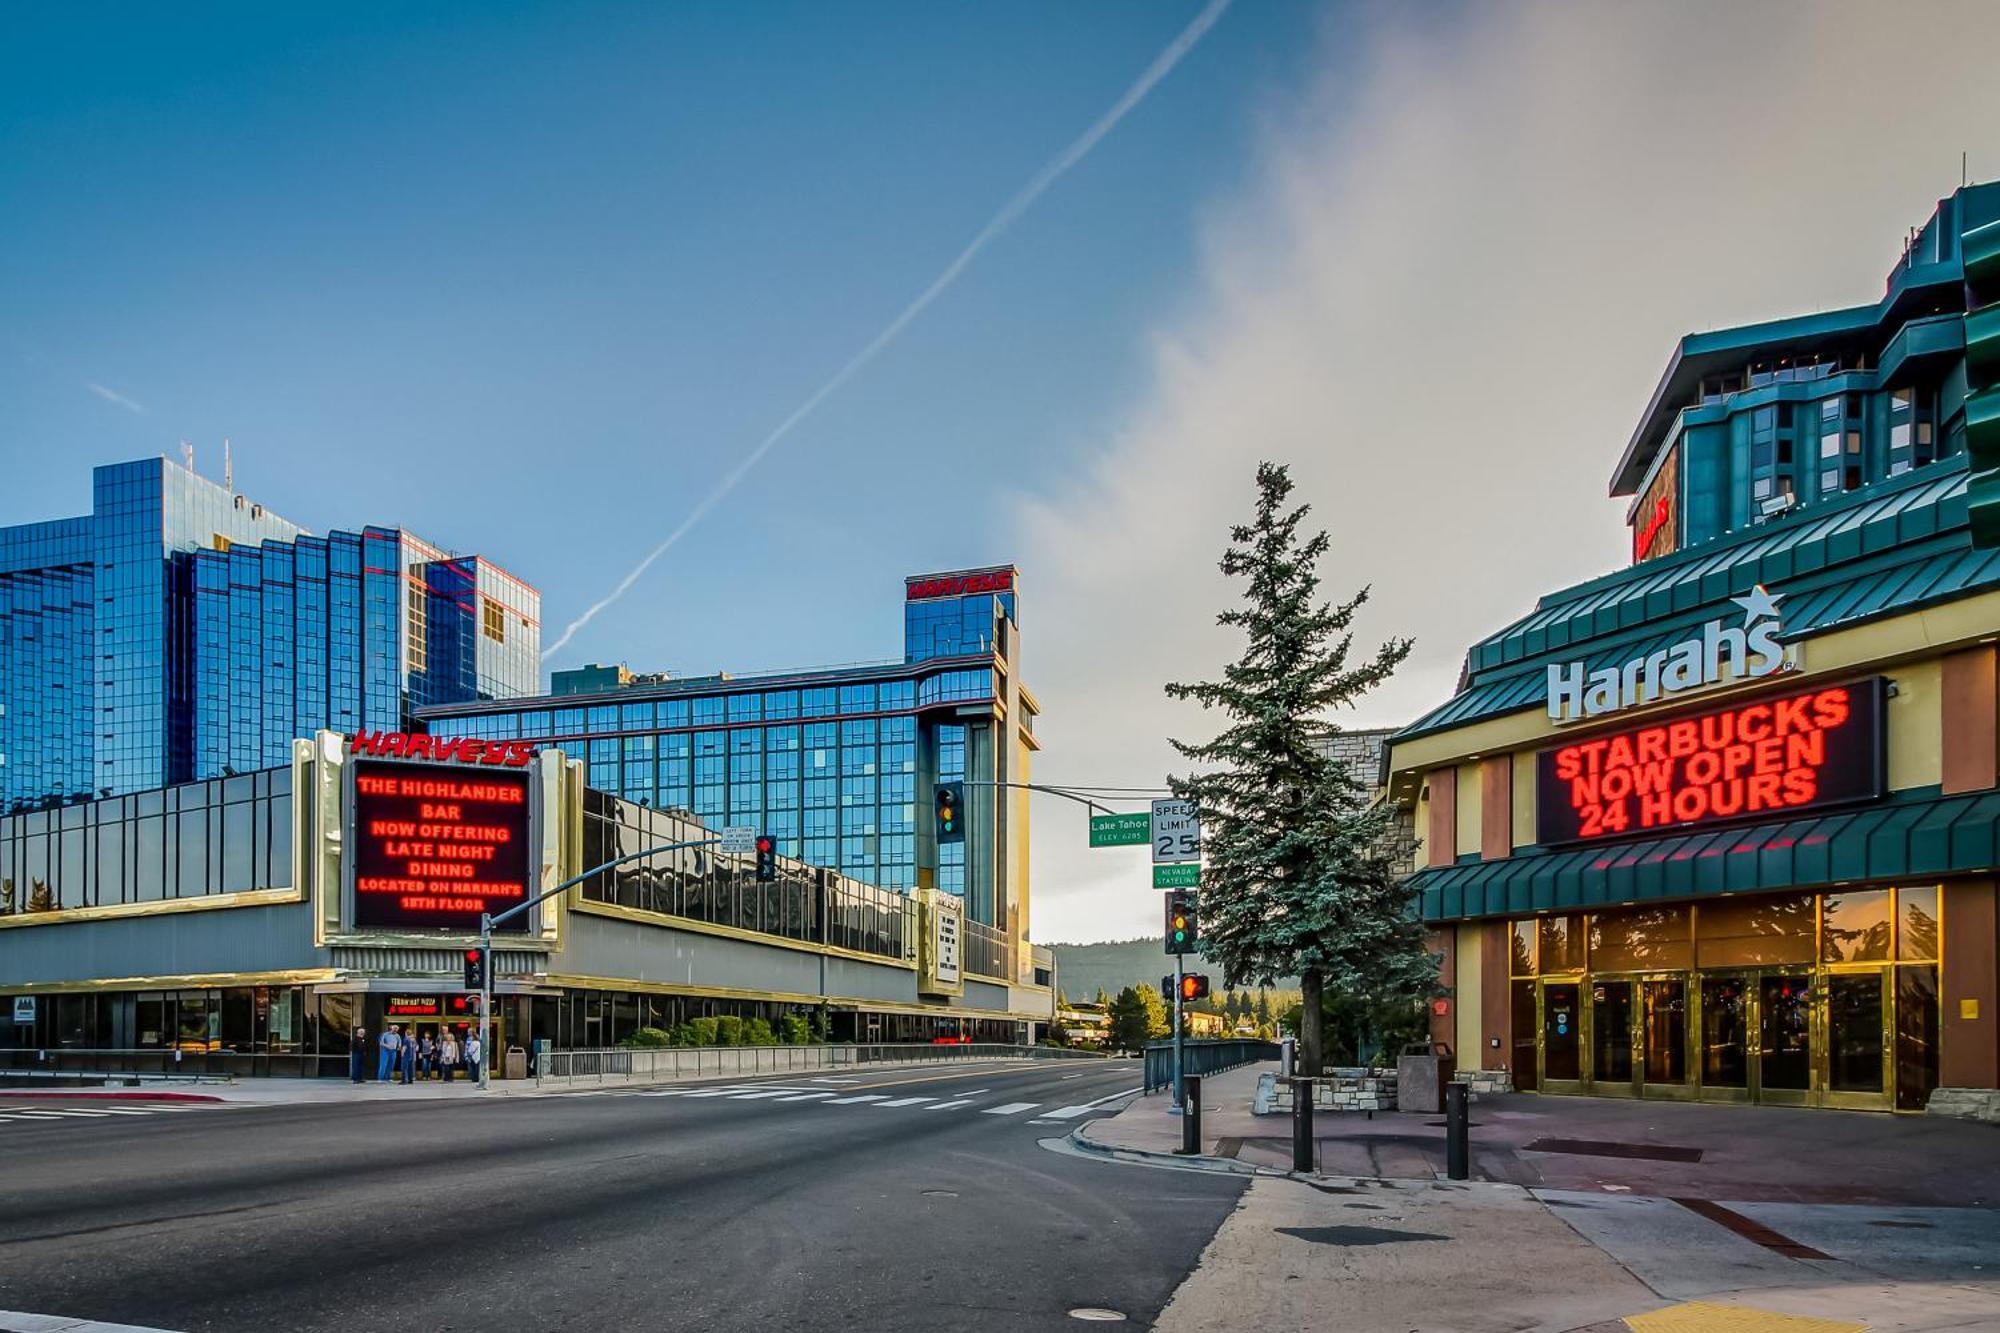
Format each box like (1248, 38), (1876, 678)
(1172, 952), (1186, 1114)
(477, 836), (721, 1089)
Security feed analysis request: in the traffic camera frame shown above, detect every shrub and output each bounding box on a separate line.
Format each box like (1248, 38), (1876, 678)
(745, 1018), (777, 1046)
(779, 1015), (811, 1046)
(621, 1026), (673, 1049)
(715, 1015), (745, 1047)
(667, 1023), (696, 1048)
(686, 1017), (720, 1047)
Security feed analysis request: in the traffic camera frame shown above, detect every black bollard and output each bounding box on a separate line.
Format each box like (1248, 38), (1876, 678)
(1291, 1076), (1314, 1173)
(1177, 1074), (1202, 1155)
(1445, 1080), (1469, 1180)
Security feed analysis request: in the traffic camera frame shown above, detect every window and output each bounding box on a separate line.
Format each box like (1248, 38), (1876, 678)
(482, 600), (505, 644)
(406, 582), (429, 673)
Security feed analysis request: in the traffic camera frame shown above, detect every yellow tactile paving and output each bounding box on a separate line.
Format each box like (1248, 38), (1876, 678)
(1625, 1302), (1867, 1333)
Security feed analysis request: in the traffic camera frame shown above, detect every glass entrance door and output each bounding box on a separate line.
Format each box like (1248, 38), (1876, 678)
(1699, 974), (1749, 1101)
(1826, 971), (1889, 1109)
(1542, 983), (1581, 1088)
(1755, 972), (1812, 1103)
(1641, 979), (1689, 1095)
(1589, 981), (1636, 1095)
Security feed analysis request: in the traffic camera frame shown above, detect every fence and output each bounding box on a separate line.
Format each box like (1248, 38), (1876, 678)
(1141, 1038), (1280, 1094)
(535, 1041), (1103, 1088)
(0, 1047), (329, 1083)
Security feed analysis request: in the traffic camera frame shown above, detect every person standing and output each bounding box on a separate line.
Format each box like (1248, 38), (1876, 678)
(464, 1030), (483, 1085)
(400, 1029), (416, 1085)
(417, 1031), (435, 1081)
(376, 1024), (401, 1083)
(350, 1025), (368, 1084)
(439, 1030), (460, 1082)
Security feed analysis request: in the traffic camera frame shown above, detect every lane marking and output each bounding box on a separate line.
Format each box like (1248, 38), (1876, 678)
(1043, 1106), (1093, 1119)
(0, 1310), (187, 1333)
(872, 1097), (935, 1108)
(825, 1094), (889, 1105)
(1073, 1086), (1143, 1110)
(722, 1089), (806, 1101)
(925, 1100), (975, 1111)
(810, 1077), (861, 1085)
(983, 1103), (1040, 1116)
(25, 1109), (116, 1118)
(772, 1091), (834, 1102)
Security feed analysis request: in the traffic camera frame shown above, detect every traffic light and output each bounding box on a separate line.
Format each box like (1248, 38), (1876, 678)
(754, 833), (778, 883)
(934, 782), (964, 844)
(1163, 890), (1197, 955)
(463, 947), (487, 991)
(1180, 973), (1211, 1002)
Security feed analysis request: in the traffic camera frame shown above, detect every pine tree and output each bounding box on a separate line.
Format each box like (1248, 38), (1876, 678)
(1106, 983), (1172, 1052)
(1166, 462), (1436, 1075)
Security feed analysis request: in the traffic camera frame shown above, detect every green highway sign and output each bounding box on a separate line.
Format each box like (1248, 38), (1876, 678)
(1088, 812), (1150, 847)
(1153, 863), (1200, 889)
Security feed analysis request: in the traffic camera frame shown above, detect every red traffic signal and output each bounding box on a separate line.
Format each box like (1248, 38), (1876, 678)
(754, 833), (778, 883)
(1179, 974), (1210, 1002)
(463, 947), (487, 990)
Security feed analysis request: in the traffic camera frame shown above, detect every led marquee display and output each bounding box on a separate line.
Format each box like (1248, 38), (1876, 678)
(1535, 678), (1885, 845)
(351, 760), (534, 931)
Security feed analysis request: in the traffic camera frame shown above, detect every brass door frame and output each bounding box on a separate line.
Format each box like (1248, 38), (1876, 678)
(1582, 976), (1639, 1099)
(1822, 964), (1894, 1112)
(1538, 978), (1585, 1096)
(1638, 973), (1696, 1100)
(1749, 969), (1814, 1107)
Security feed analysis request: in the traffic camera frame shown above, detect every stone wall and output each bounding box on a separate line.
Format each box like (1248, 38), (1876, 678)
(1253, 1069), (1398, 1114)
(1453, 1068), (1513, 1099)
(1927, 1087), (2000, 1123)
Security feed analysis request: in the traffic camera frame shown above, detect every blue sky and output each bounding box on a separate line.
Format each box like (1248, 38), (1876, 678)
(1, 2), (1321, 673)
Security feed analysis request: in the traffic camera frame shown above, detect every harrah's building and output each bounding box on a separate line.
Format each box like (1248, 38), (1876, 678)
(1389, 181), (2000, 1115)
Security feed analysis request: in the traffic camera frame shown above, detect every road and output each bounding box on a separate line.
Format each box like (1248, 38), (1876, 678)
(0, 1059), (1244, 1332)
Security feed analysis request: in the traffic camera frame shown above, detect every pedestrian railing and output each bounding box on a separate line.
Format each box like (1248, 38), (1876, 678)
(1141, 1038), (1280, 1094)
(0, 1047), (343, 1084)
(535, 1041), (1103, 1089)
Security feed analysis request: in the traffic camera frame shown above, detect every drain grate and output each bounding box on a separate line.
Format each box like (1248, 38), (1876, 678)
(1523, 1137), (1703, 1163)
(1673, 1198), (1835, 1260)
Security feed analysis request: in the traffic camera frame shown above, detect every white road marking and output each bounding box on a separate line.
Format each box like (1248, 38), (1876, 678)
(810, 1077), (861, 1085)
(925, 1100), (975, 1111)
(0, 1309), (188, 1332)
(69, 1107), (153, 1116)
(1027, 1119), (1062, 1126)
(773, 1091), (833, 1102)
(13, 1112), (81, 1119)
(872, 1097), (935, 1108)
(825, 1094), (888, 1105)
(1042, 1106), (1093, 1119)
(983, 1102), (1040, 1116)
(1073, 1086), (1143, 1109)
(723, 1089), (805, 1101)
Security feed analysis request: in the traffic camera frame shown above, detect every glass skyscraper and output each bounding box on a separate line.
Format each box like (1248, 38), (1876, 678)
(0, 457), (540, 814)
(420, 565), (1039, 961)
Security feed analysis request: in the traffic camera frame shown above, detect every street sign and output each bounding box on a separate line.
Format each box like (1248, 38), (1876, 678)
(1088, 812), (1149, 847)
(11, 996), (34, 1024)
(1153, 862), (1199, 889)
(1150, 798), (1200, 863)
(720, 825), (757, 855)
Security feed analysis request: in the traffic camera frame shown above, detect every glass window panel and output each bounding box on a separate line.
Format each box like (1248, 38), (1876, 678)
(1511, 920), (1537, 976)
(1897, 886), (1939, 961)
(1537, 914), (1586, 973)
(1894, 965), (1940, 1110)
(1822, 889), (1891, 962)
(1587, 905), (1690, 972)
(1695, 893), (1815, 968)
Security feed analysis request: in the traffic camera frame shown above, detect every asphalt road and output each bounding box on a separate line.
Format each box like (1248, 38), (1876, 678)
(0, 1059), (1245, 1332)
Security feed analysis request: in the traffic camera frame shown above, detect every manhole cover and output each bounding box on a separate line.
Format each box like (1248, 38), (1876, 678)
(1523, 1137), (1702, 1163)
(1068, 1309), (1126, 1322)
(922, 1189), (959, 1198)
(1275, 1225), (1447, 1246)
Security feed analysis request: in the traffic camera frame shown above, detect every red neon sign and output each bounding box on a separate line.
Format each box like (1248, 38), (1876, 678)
(350, 729), (537, 767)
(1535, 679), (1884, 844)
(906, 570), (1013, 601)
(1633, 495), (1672, 561)
(351, 760), (534, 931)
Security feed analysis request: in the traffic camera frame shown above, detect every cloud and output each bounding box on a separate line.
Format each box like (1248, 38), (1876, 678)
(1017, 1), (2000, 942)
(84, 381), (145, 414)
(541, 0), (1234, 662)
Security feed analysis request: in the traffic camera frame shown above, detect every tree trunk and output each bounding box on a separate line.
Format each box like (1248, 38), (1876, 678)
(1299, 967), (1325, 1077)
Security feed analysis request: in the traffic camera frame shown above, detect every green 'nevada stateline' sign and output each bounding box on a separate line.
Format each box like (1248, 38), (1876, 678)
(1088, 812), (1150, 847)
(1152, 863), (1199, 889)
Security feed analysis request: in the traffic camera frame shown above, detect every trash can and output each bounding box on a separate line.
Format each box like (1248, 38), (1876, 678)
(1278, 1036), (1296, 1079)
(505, 1046), (527, 1081)
(1396, 1041), (1456, 1114)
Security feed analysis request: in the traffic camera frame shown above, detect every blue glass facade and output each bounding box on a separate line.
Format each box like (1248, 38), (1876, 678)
(421, 566), (1037, 940)
(0, 458), (541, 814)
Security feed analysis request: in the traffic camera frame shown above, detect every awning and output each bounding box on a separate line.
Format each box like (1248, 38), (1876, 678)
(1411, 788), (2000, 923)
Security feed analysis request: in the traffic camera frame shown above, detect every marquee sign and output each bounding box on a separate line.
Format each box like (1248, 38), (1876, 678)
(905, 569), (1013, 601)
(350, 760), (534, 931)
(1546, 585), (1798, 724)
(1536, 677), (1885, 844)
(349, 730), (537, 767)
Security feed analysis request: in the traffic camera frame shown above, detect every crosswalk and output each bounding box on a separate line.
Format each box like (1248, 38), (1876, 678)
(0, 1101), (229, 1131)
(636, 1082), (1137, 1127)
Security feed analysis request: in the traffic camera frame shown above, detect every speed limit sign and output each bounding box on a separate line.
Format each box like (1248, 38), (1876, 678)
(1150, 799), (1200, 863)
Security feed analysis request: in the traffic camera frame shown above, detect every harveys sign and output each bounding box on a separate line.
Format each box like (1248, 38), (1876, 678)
(1546, 585), (1798, 724)
(1535, 677), (1885, 844)
(906, 569), (1013, 601)
(349, 730), (537, 767)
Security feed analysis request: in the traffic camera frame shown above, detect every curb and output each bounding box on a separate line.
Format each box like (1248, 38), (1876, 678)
(1066, 1121), (1278, 1177)
(0, 1089), (224, 1103)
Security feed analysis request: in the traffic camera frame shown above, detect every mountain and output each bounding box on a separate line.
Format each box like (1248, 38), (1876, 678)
(1045, 937), (1300, 1003)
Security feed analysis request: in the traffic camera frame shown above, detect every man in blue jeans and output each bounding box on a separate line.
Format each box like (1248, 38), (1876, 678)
(376, 1024), (402, 1082)
(463, 1032), (483, 1085)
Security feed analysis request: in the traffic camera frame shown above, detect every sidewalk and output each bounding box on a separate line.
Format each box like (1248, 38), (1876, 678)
(1080, 1062), (2000, 1332)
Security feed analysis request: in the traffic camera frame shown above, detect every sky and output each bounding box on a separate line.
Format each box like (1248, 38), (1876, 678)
(4, 3), (1999, 943)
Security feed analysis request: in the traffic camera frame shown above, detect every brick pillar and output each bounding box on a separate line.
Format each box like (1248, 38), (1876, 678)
(1480, 920), (1510, 1070)
(1426, 767), (1456, 868)
(1941, 877), (1999, 1091)
(1480, 756), (1512, 861)
(1941, 646), (1998, 794)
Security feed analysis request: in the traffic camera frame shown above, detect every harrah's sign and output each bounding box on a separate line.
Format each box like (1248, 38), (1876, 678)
(349, 730), (537, 767)
(1546, 585), (1797, 724)
(906, 570), (1013, 601)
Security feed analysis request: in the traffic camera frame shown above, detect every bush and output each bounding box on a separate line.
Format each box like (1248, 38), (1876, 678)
(744, 1018), (777, 1046)
(779, 1015), (811, 1046)
(686, 1017), (720, 1047)
(620, 1026), (674, 1049)
(715, 1015), (745, 1047)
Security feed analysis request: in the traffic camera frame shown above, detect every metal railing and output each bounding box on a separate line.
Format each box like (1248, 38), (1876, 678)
(1142, 1038), (1280, 1094)
(535, 1041), (1103, 1089)
(0, 1047), (344, 1084)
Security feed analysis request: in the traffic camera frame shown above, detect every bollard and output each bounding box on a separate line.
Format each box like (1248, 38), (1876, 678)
(1291, 1076), (1314, 1173)
(1445, 1081), (1469, 1180)
(1177, 1074), (1202, 1155)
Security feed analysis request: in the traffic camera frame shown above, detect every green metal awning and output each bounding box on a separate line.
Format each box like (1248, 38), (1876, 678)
(1411, 789), (2000, 924)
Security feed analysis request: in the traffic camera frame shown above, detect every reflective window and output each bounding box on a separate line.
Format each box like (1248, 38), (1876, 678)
(1695, 893), (1815, 968)
(1897, 885), (1940, 961)
(1822, 889), (1891, 962)
(1537, 915), (1586, 973)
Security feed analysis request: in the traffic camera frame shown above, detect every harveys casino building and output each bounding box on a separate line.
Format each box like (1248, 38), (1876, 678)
(1390, 181), (2000, 1114)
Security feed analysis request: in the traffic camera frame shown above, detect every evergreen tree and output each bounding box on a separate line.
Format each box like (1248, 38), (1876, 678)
(1093, 987), (1112, 1009)
(1166, 462), (1437, 1075)
(1106, 984), (1171, 1052)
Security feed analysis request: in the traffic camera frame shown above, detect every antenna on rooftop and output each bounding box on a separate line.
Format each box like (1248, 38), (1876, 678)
(180, 440), (195, 473)
(224, 438), (233, 493)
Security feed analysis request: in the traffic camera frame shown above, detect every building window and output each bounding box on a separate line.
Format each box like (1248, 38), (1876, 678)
(406, 582), (428, 674)
(482, 600), (505, 644)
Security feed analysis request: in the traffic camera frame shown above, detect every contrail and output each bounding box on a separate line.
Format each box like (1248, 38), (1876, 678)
(543, 0), (1233, 661)
(85, 381), (146, 414)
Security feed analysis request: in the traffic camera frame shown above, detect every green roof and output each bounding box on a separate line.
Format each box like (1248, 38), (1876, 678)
(1411, 787), (2000, 923)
